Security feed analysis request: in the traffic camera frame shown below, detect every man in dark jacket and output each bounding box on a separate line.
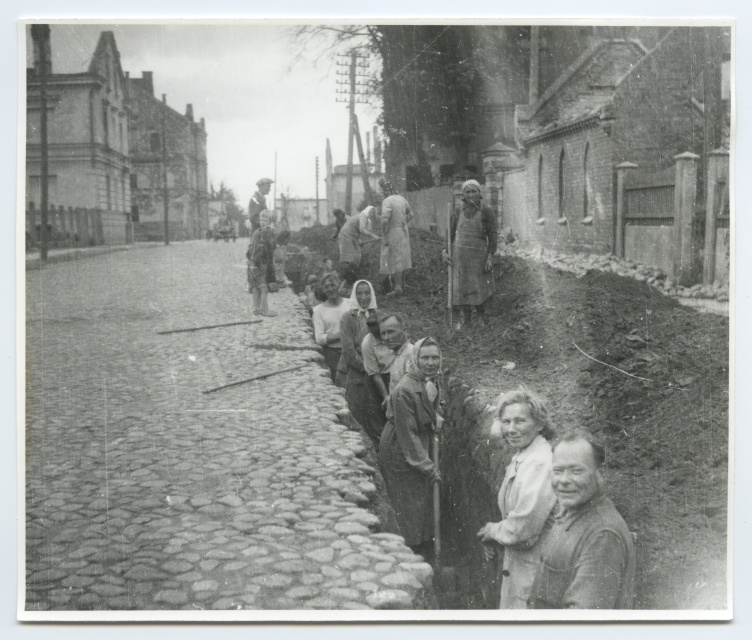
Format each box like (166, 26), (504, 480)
(528, 428), (635, 609)
(248, 178), (273, 236)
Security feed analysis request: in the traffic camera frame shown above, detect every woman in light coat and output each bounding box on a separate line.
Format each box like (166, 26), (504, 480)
(477, 386), (557, 609)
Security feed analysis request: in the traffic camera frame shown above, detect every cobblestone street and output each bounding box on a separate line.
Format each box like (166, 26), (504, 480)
(24, 242), (432, 613)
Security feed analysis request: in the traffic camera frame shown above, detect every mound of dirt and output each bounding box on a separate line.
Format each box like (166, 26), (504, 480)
(290, 222), (729, 610)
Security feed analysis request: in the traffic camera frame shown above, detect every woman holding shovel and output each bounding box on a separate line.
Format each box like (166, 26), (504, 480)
(379, 337), (443, 562)
(477, 386), (557, 609)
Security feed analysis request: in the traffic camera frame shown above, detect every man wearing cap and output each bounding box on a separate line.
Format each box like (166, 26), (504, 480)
(248, 178), (274, 237)
(442, 179), (497, 329)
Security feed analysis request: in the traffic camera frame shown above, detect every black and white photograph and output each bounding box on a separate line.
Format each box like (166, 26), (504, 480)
(17, 14), (735, 623)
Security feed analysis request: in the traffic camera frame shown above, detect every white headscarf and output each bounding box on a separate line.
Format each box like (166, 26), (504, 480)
(349, 279), (378, 315)
(461, 179), (482, 193)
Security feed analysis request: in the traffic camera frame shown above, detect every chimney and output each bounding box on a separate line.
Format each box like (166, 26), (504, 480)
(200, 117), (205, 130)
(185, 104), (194, 121)
(142, 71), (154, 96)
(162, 93), (167, 104)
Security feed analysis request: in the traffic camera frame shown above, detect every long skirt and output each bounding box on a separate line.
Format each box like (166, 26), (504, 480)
(346, 368), (386, 445)
(378, 421), (433, 546)
(321, 345), (342, 384)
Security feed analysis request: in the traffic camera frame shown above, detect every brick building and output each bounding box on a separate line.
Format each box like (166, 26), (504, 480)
(127, 72), (208, 241)
(25, 30), (132, 245)
(508, 27), (730, 259)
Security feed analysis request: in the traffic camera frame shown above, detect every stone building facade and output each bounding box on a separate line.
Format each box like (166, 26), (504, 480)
(127, 72), (208, 241)
(25, 31), (132, 244)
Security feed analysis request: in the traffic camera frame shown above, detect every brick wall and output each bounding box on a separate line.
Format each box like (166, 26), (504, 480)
(523, 125), (614, 253)
(534, 41), (644, 129)
(611, 28), (709, 169)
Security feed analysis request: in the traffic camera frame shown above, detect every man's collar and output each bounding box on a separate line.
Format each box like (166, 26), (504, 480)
(557, 490), (607, 529)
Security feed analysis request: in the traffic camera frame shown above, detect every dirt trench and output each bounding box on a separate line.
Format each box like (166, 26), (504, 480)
(286, 224), (729, 610)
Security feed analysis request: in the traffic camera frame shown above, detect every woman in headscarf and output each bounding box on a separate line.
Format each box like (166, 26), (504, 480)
(340, 280), (385, 444)
(337, 206), (380, 291)
(441, 179), (498, 329)
(247, 209), (278, 317)
(379, 179), (413, 297)
(476, 385), (557, 609)
(378, 337), (442, 561)
(312, 271), (352, 385)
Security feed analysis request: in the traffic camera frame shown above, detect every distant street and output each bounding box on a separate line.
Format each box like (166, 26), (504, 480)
(25, 242), (431, 612)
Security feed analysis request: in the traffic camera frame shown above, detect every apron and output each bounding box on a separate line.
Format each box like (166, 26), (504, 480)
(452, 205), (494, 307)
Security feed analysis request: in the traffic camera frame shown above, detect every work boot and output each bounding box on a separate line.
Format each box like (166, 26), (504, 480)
(252, 288), (262, 315)
(260, 288), (278, 317)
(476, 307), (488, 326)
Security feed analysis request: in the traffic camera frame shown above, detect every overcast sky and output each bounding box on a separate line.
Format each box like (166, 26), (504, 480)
(25, 22), (381, 207)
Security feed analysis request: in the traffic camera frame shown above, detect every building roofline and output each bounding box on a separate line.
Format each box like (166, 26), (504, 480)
(613, 28), (678, 89)
(523, 111), (603, 146)
(519, 38), (648, 123)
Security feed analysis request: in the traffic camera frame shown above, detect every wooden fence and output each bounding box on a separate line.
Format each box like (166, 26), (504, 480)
(616, 150), (729, 287)
(26, 204), (132, 250)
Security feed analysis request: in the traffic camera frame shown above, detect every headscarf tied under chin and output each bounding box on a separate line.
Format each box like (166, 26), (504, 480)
(407, 337), (442, 403)
(349, 279), (378, 316)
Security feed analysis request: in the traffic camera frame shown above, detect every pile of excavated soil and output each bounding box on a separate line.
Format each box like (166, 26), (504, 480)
(289, 222), (729, 610)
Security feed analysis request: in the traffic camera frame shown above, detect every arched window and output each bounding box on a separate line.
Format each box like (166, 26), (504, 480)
(558, 149), (565, 218)
(537, 155), (544, 220)
(583, 143), (590, 219)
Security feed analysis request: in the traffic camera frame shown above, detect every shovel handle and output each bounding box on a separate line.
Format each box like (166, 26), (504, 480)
(432, 432), (441, 562)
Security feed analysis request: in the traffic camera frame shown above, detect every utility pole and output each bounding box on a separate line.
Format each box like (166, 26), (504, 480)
(161, 94), (169, 245)
(315, 156), (320, 224)
(336, 49), (369, 214)
(31, 25), (51, 263)
(353, 114), (373, 205)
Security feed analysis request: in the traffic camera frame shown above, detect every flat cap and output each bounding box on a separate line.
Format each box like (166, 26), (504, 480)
(256, 178), (274, 186)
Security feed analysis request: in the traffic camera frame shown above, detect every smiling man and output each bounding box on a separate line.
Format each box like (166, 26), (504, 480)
(528, 428), (636, 609)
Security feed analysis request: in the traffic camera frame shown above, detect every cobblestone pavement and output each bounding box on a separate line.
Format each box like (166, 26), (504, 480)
(25, 242), (432, 613)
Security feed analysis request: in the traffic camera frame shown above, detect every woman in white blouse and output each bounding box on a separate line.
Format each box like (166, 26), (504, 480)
(477, 386), (557, 609)
(312, 271), (353, 385)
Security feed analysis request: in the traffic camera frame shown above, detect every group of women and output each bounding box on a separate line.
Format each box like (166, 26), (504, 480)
(311, 273), (443, 562)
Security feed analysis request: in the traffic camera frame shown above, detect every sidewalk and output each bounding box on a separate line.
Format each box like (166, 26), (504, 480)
(25, 242), (169, 270)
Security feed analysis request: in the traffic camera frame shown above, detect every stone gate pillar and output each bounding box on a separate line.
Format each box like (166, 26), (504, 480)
(615, 162), (638, 257)
(703, 148), (730, 285)
(673, 152), (700, 286)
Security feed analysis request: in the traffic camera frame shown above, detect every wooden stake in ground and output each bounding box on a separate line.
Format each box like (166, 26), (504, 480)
(446, 202), (453, 331)
(202, 363), (307, 394)
(157, 320), (262, 335)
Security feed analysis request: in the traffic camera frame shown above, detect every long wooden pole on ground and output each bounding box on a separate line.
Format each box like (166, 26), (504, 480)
(202, 363), (307, 394)
(157, 319), (262, 335)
